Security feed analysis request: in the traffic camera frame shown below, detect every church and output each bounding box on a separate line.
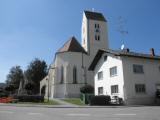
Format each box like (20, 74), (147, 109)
(40, 10), (109, 98)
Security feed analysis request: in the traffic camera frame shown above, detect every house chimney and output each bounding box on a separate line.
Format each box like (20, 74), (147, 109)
(150, 48), (155, 56)
(122, 48), (130, 52)
(126, 48), (130, 52)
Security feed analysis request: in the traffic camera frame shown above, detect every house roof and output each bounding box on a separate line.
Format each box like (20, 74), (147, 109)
(88, 49), (160, 71)
(84, 11), (106, 22)
(58, 36), (87, 54)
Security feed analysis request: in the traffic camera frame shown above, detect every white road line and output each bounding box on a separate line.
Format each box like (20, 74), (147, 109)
(114, 113), (136, 116)
(28, 113), (42, 115)
(0, 111), (14, 114)
(66, 113), (91, 117)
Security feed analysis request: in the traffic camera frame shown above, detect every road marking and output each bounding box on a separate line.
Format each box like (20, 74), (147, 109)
(114, 113), (136, 116)
(0, 111), (14, 114)
(66, 113), (91, 117)
(28, 113), (42, 115)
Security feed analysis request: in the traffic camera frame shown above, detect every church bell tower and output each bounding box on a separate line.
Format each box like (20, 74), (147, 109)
(81, 11), (109, 56)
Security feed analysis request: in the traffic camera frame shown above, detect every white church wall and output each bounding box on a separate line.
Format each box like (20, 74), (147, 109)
(52, 52), (88, 98)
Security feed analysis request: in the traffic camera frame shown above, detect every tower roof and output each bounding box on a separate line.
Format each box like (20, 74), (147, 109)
(58, 36), (87, 54)
(84, 11), (106, 22)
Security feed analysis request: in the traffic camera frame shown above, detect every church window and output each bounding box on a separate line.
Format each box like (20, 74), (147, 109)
(60, 66), (64, 84)
(73, 66), (77, 84)
(98, 35), (100, 41)
(95, 23), (100, 28)
(95, 35), (97, 40)
(97, 24), (100, 28)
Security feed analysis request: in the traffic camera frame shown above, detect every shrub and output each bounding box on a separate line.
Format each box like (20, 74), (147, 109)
(13, 95), (44, 102)
(89, 95), (111, 106)
(25, 83), (35, 95)
(80, 85), (94, 94)
(0, 92), (8, 98)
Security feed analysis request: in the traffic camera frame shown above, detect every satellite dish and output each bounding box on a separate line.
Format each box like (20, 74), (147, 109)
(121, 44), (125, 50)
(92, 8), (95, 12)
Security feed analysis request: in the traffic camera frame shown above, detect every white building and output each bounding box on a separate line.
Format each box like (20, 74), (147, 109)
(40, 10), (109, 98)
(89, 49), (160, 105)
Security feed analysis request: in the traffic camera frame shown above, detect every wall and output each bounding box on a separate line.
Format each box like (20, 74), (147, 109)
(94, 53), (124, 99)
(122, 56), (160, 105)
(52, 52), (88, 98)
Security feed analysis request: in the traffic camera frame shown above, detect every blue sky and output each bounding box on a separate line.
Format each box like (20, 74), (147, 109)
(0, 0), (160, 82)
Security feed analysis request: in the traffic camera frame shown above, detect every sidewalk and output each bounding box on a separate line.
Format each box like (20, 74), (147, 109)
(51, 98), (78, 107)
(0, 98), (79, 108)
(1, 98), (158, 108)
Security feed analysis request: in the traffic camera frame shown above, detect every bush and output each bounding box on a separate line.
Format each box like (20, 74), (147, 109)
(89, 95), (111, 106)
(80, 85), (94, 94)
(80, 93), (94, 104)
(0, 92), (8, 98)
(13, 95), (44, 102)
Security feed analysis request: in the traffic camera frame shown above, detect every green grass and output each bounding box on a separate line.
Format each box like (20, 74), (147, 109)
(12, 99), (60, 105)
(62, 98), (86, 106)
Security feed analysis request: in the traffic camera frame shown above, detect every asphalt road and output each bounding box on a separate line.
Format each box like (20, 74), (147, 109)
(0, 106), (160, 120)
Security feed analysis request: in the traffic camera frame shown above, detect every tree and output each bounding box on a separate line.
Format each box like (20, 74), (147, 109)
(25, 58), (48, 94)
(5, 84), (15, 95)
(5, 66), (24, 94)
(25, 82), (34, 95)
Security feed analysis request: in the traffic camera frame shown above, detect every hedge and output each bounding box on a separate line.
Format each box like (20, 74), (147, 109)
(13, 95), (44, 102)
(89, 95), (111, 106)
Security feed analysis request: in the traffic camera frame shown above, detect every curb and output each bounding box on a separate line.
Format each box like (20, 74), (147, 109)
(0, 103), (153, 108)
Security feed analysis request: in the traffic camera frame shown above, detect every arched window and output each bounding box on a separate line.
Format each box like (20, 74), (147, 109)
(73, 66), (77, 84)
(60, 66), (64, 84)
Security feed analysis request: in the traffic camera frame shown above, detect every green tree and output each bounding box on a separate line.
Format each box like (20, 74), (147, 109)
(25, 58), (48, 94)
(25, 82), (34, 95)
(5, 84), (15, 95)
(5, 66), (24, 94)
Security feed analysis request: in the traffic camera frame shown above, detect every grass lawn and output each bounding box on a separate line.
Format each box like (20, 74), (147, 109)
(62, 98), (86, 106)
(12, 99), (60, 105)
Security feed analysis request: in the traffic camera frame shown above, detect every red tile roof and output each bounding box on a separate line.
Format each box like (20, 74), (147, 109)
(58, 36), (87, 54)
